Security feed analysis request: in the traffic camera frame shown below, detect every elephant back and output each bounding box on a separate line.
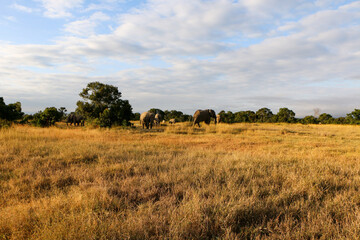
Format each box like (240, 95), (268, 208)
(193, 109), (210, 119)
(140, 111), (155, 121)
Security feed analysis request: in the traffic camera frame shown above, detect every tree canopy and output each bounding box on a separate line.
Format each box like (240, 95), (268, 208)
(76, 82), (133, 127)
(276, 108), (296, 123)
(256, 108), (273, 123)
(149, 108), (165, 117)
(0, 97), (24, 121)
(318, 113), (334, 124)
(32, 107), (66, 127)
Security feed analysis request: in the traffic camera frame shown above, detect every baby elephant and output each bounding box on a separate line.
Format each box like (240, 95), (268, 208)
(154, 113), (163, 126)
(169, 119), (176, 124)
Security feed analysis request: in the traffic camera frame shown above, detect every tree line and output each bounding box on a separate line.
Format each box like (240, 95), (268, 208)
(2, 82), (360, 127)
(217, 108), (360, 124)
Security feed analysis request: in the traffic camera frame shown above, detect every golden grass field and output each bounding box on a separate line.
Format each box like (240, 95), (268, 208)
(1, 122), (360, 239)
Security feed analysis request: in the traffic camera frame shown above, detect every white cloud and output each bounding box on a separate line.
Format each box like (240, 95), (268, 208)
(84, 0), (124, 12)
(64, 12), (110, 37)
(3, 16), (16, 22)
(11, 3), (34, 13)
(37, 0), (84, 18)
(1, 0), (360, 116)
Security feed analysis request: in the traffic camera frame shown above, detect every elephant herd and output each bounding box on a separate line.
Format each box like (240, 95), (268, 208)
(65, 109), (220, 129)
(140, 109), (220, 129)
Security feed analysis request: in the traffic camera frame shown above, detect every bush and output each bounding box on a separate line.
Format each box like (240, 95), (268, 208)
(0, 119), (12, 128)
(32, 107), (64, 127)
(301, 116), (318, 124)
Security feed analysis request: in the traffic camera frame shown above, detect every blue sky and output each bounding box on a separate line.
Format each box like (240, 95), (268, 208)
(1, 0), (360, 117)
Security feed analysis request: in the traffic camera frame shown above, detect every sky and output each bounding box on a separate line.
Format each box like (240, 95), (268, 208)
(1, 0), (360, 117)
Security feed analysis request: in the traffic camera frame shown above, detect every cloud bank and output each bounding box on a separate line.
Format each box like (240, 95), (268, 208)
(1, 0), (360, 116)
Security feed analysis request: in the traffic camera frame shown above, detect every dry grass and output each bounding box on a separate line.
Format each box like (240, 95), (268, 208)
(1, 123), (360, 239)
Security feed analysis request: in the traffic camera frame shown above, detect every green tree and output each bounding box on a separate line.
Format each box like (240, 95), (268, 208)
(149, 108), (165, 117)
(225, 111), (235, 123)
(301, 116), (318, 124)
(276, 108), (296, 123)
(219, 110), (235, 123)
(218, 111), (226, 123)
(164, 110), (186, 122)
(98, 108), (112, 128)
(58, 107), (67, 120)
(318, 113), (334, 124)
(256, 108), (273, 123)
(132, 112), (140, 121)
(184, 114), (193, 122)
(32, 107), (63, 127)
(333, 117), (348, 124)
(245, 111), (256, 122)
(346, 109), (360, 124)
(0, 97), (24, 121)
(76, 82), (133, 127)
(162, 110), (192, 122)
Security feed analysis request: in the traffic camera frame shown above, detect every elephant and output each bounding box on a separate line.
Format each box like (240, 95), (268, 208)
(140, 111), (155, 129)
(169, 118), (176, 124)
(193, 109), (217, 127)
(216, 114), (221, 124)
(66, 113), (85, 126)
(154, 113), (163, 126)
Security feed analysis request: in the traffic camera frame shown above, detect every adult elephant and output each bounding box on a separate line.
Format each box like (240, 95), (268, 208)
(154, 113), (163, 126)
(193, 109), (217, 127)
(140, 111), (155, 129)
(216, 114), (221, 124)
(66, 113), (85, 126)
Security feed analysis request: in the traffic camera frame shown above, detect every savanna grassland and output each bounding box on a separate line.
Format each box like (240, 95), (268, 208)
(1, 123), (360, 239)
